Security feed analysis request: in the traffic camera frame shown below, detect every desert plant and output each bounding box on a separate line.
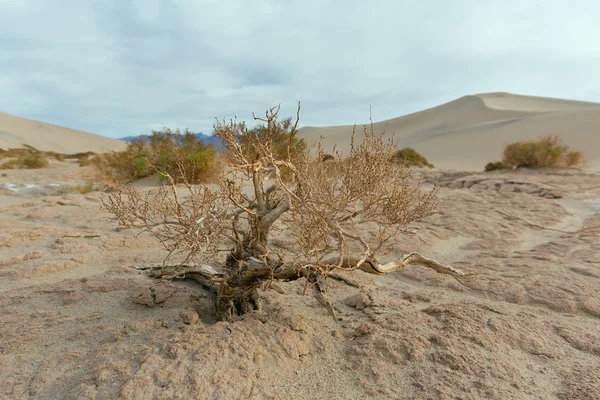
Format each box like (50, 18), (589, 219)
(502, 135), (583, 169)
(92, 130), (218, 186)
(391, 148), (434, 168)
(77, 155), (91, 166)
(21, 154), (50, 169)
(0, 159), (18, 169)
(102, 104), (468, 320)
(73, 181), (95, 194)
(484, 161), (508, 172)
(234, 116), (307, 162)
(49, 152), (65, 161)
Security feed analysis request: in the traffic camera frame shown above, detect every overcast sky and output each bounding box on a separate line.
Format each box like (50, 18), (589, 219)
(1, 0), (599, 138)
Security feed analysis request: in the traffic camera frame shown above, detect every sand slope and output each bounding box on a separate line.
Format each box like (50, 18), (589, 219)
(298, 92), (600, 170)
(0, 111), (126, 154)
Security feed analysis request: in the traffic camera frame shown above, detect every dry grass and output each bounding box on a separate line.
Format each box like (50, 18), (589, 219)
(0, 146), (96, 169)
(0, 152), (50, 169)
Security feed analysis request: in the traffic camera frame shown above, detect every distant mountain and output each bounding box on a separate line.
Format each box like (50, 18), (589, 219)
(120, 132), (223, 147)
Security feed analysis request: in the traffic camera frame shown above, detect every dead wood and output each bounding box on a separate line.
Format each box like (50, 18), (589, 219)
(104, 104), (469, 320)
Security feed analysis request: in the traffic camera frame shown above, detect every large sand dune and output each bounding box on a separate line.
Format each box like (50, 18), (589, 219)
(0, 111), (126, 154)
(298, 92), (600, 170)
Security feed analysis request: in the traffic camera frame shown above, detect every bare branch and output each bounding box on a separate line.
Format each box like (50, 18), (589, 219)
(102, 104), (465, 320)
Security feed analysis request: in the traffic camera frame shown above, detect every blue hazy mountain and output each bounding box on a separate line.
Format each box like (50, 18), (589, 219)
(119, 132), (223, 147)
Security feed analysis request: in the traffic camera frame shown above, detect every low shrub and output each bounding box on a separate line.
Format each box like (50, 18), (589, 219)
(72, 181), (95, 194)
(484, 161), (508, 172)
(492, 135), (584, 170)
(92, 129), (219, 185)
(22, 154), (50, 169)
(0, 159), (18, 169)
(77, 155), (91, 167)
(0, 153), (50, 169)
(391, 148), (434, 168)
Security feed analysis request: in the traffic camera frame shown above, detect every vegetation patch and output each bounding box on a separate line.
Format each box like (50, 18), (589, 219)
(391, 148), (434, 168)
(486, 135), (584, 171)
(91, 129), (219, 185)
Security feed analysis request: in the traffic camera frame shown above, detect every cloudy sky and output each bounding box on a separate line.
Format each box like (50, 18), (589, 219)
(1, 0), (599, 138)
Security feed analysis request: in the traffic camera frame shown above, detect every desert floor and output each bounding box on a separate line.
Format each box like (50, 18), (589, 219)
(1, 161), (599, 399)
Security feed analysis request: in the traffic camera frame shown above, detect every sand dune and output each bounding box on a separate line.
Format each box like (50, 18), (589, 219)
(0, 111), (126, 154)
(298, 92), (600, 171)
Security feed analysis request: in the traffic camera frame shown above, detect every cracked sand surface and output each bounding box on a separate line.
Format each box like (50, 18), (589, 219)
(1, 163), (599, 399)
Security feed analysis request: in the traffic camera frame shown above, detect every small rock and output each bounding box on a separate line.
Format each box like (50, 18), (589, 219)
(63, 291), (83, 305)
(498, 184), (518, 193)
(345, 293), (372, 310)
(286, 316), (309, 332)
(356, 323), (378, 336)
(462, 179), (478, 188)
(179, 309), (199, 325)
(470, 183), (488, 190)
(331, 330), (344, 339)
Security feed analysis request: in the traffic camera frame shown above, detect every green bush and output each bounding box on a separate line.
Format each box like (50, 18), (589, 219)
(390, 148), (434, 168)
(235, 117), (307, 161)
(484, 161), (508, 172)
(500, 135), (583, 169)
(92, 129), (219, 185)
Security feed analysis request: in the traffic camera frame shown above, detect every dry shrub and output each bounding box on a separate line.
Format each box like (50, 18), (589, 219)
(92, 129), (219, 186)
(501, 135), (584, 169)
(0, 146), (87, 169)
(77, 155), (91, 167)
(21, 154), (50, 169)
(0, 153), (50, 169)
(0, 159), (18, 170)
(484, 161), (508, 172)
(0, 148), (31, 160)
(391, 148), (434, 168)
(49, 152), (65, 161)
(103, 104), (469, 320)
(71, 181), (95, 194)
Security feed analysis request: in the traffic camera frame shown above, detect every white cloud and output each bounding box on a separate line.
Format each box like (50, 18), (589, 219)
(1, 0), (599, 138)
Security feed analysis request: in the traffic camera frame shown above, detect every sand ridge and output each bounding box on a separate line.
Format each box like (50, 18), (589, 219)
(0, 111), (126, 154)
(298, 92), (600, 171)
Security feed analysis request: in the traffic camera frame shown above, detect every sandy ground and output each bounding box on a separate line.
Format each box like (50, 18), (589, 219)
(1, 161), (599, 399)
(298, 92), (600, 171)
